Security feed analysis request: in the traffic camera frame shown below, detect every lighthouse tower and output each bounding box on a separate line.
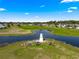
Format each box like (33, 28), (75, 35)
(39, 33), (43, 42)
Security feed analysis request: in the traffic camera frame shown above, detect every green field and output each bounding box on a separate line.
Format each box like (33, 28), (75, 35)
(0, 25), (32, 36)
(19, 25), (49, 30)
(0, 39), (79, 59)
(51, 27), (79, 36)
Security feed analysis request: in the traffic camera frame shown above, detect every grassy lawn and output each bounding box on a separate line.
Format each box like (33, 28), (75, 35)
(49, 27), (79, 36)
(0, 39), (79, 59)
(19, 25), (49, 30)
(0, 25), (32, 36)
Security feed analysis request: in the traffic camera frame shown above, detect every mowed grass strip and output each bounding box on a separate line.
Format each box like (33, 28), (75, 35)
(51, 27), (79, 36)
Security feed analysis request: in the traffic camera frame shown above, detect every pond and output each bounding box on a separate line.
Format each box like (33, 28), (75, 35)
(0, 30), (79, 47)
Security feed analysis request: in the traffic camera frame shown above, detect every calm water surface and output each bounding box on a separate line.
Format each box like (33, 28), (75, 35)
(0, 30), (79, 47)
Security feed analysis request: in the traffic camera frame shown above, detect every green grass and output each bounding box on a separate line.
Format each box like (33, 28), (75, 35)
(19, 25), (49, 30)
(0, 39), (79, 59)
(0, 25), (32, 36)
(51, 27), (79, 36)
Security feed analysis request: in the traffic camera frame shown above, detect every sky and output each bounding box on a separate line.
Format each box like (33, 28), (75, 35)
(0, 0), (79, 22)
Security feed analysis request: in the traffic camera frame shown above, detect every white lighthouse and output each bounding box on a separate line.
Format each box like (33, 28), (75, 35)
(39, 33), (43, 42)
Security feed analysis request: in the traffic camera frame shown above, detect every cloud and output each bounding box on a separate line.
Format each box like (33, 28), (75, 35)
(68, 7), (78, 10)
(0, 8), (6, 11)
(25, 13), (30, 15)
(40, 5), (45, 8)
(67, 9), (73, 12)
(61, 0), (79, 3)
(67, 7), (78, 12)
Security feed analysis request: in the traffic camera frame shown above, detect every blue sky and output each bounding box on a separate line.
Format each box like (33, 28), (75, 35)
(0, 0), (79, 22)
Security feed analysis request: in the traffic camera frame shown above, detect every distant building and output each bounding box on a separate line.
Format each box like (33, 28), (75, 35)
(57, 24), (66, 28)
(28, 24), (33, 26)
(41, 24), (48, 26)
(75, 24), (79, 29)
(76, 27), (79, 29)
(0, 24), (6, 29)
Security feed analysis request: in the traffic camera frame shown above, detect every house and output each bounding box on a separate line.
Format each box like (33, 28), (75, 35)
(41, 24), (48, 26)
(0, 24), (6, 29)
(28, 24), (33, 26)
(57, 24), (67, 28)
(75, 24), (79, 29)
(76, 27), (79, 29)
